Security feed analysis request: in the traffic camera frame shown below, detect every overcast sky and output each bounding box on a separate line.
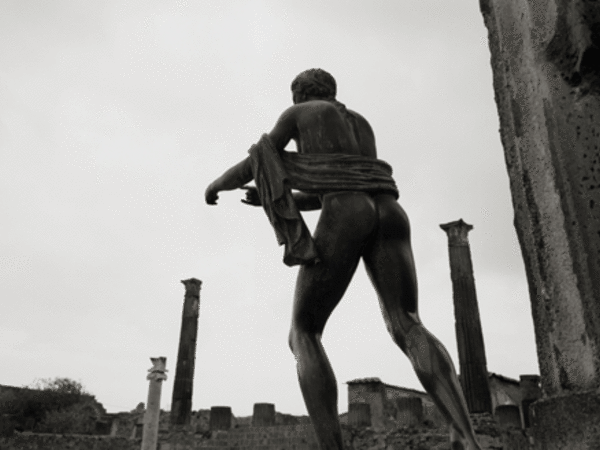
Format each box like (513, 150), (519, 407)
(0, 1), (539, 416)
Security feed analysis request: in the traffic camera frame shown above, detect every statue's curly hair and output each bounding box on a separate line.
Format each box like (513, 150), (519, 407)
(291, 69), (337, 100)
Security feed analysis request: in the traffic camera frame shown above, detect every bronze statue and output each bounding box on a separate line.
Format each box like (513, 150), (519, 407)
(205, 69), (482, 450)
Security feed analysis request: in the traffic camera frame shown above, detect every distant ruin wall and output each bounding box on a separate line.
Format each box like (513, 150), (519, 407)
(347, 380), (445, 428)
(0, 419), (528, 450)
(382, 383), (444, 426)
(0, 434), (137, 450)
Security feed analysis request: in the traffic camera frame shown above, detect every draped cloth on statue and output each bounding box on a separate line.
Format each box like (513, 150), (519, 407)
(247, 133), (399, 266)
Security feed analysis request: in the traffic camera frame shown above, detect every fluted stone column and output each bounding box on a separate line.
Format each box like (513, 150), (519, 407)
(171, 278), (202, 427)
(440, 219), (492, 414)
(142, 357), (167, 450)
(480, 1), (600, 447)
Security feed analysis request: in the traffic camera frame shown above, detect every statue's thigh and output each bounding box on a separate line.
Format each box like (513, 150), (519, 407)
(362, 200), (419, 326)
(291, 216), (368, 333)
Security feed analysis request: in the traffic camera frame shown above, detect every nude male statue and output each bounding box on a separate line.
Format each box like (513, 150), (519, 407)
(205, 69), (482, 450)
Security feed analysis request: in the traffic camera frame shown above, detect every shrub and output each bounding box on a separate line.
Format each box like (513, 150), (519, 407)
(37, 401), (98, 434)
(0, 377), (97, 433)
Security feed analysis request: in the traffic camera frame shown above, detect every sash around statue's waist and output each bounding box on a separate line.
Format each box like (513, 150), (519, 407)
(280, 151), (399, 197)
(247, 133), (399, 266)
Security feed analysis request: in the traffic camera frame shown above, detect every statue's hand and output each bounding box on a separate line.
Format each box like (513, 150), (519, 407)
(205, 183), (219, 205)
(240, 185), (261, 206)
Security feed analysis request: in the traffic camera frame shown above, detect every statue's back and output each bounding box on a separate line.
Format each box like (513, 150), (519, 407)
(292, 100), (377, 159)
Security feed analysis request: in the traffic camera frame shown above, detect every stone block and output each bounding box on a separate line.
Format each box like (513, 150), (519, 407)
(495, 404), (521, 428)
(348, 402), (371, 427)
(209, 406), (232, 431)
(252, 403), (275, 427)
(501, 428), (532, 450)
(531, 391), (600, 449)
(519, 375), (541, 399)
(520, 374), (542, 428)
(521, 399), (536, 429)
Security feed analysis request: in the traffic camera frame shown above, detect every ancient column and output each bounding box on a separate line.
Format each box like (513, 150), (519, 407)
(142, 357), (167, 450)
(171, 278), (202, 427)
(480, 1), (600, 447)
(440, 219), (492, 414)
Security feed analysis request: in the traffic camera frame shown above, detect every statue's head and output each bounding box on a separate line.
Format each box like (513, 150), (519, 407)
(291, 69), (337, 104)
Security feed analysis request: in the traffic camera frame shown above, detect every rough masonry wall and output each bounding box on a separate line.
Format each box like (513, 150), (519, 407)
(0, 434), (137, 450)
(382, 385), (444, 427)
(0, 418), (528, 450)
(480, 0), (600, 397)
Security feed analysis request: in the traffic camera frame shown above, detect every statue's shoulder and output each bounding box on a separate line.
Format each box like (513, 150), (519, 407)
(346, 108), (369, 124)
(278, 101), (330, 123)
(346, 108), (375, 135)
(274, 104), (302, 127)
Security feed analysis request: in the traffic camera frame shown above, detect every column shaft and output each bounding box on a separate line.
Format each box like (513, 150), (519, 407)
(171, 278), (202, 427)
(142, 357), (167, 450)
(480, 1), (600, 447)
(441, 220), (492, 414)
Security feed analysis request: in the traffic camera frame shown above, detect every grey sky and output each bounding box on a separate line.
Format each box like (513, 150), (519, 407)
(0, 1), (537, 415)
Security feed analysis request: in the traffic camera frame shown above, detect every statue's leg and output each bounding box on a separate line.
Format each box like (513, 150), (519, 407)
(362, 195), (481, 450)
(289, 192), (377, 450)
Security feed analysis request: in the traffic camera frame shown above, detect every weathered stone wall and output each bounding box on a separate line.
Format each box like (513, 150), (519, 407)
(0, 433), (138, 450)
(382, 383), (445, 427)
(0, 418), (531, 450)
(348, 381), (387, 428)
(107, 408), (309, 438)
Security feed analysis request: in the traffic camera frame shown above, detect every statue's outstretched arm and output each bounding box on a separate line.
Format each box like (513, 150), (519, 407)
(205, 157), (253, 205)
(240, 187), (321, 211)
(207, 105), (297, 206)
